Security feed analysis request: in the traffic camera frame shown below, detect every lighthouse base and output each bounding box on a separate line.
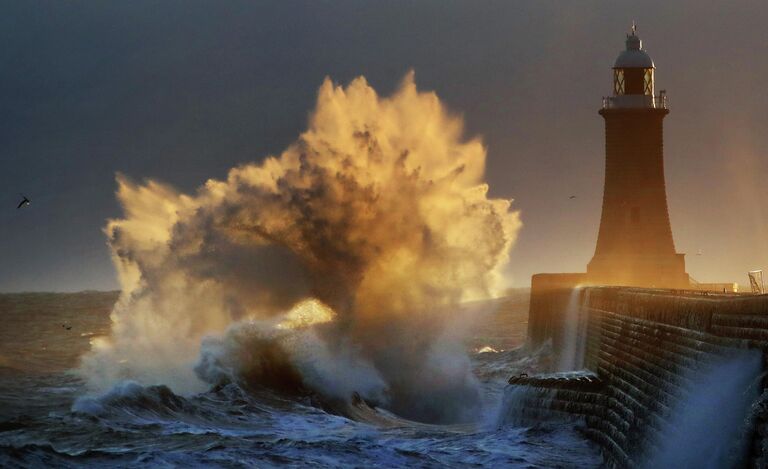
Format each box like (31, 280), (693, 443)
(586, 252), (689, 289)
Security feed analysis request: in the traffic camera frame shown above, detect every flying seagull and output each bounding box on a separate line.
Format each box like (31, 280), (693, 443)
(16, 195), (30, 209)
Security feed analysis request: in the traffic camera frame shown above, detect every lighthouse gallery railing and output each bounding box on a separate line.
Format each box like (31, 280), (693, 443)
(602, 95), (668, 110)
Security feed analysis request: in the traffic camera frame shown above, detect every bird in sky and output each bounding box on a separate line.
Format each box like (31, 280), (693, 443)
(569, 195), (577, 200)
(16, 195), (30, 209)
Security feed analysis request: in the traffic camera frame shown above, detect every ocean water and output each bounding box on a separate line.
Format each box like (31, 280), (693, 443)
(0, 292), (601, 468)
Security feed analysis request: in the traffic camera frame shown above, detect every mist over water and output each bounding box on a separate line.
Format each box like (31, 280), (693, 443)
(644, 349), (763, 469)
(79, 74), (521, 424)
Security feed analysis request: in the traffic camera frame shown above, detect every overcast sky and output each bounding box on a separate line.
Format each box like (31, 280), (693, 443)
(1, 0), (767, 292)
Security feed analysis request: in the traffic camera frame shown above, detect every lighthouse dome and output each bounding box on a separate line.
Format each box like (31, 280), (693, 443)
(613, 31), (655, 69)
(605, 25), (662, 108)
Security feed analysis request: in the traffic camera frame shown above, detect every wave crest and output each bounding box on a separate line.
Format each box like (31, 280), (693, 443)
(80, 74), (520, 424)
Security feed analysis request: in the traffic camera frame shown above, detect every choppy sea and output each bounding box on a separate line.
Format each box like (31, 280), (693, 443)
(0, 291), (601, 468)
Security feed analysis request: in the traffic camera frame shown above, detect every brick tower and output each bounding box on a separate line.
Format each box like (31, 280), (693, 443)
(586, 26), (689, 288)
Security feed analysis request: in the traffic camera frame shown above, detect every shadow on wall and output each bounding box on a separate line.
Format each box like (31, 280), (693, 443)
(643, 349), (763, 469)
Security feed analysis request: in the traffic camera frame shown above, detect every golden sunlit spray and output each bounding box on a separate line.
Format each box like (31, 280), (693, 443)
(81, 73), (521, 423)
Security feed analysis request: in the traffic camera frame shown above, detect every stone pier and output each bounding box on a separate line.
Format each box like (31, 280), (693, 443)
(514, 287), (768, 467)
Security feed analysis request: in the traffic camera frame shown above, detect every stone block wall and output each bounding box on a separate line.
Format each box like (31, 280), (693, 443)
(520, 287), (768, 467)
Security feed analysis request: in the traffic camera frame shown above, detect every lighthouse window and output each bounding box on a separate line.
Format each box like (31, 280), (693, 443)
(613, 70), (625, 94)
(643, 69), (654, 95)
(623, 68), (645, 94)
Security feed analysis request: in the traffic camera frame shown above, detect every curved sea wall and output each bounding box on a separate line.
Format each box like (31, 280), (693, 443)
(517, 286), (768, 468)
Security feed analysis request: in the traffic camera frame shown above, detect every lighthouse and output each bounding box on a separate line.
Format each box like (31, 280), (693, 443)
(586, 26), (689, 288)
(527, 26), (692, 348)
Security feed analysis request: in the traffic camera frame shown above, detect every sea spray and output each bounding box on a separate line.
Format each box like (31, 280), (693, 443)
(497, 385), (558, 427)
(643, 349), (763, 468)
(193, 315), (389, 404)
(79, 73), (521, 423)
(557, 288), (588, 372)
